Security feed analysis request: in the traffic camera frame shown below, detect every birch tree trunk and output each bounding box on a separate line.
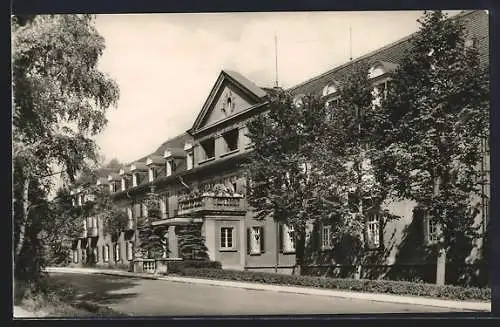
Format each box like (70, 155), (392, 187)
(15, 177), (30, 260)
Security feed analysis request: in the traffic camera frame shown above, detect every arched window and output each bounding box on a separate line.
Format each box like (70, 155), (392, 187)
(322, 82), (338, 97)
(293, 94), (305, 108)
(368, 65), (385, 79)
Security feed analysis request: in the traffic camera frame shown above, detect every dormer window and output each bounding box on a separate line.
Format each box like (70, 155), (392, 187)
(148, 167), (158, 182)
(187, 151), (194, 170)
(293, 94), (305, 108)
(368, 65), (385, 79)
(322, 82), (338, 97)
(109, 183), (117, 193)
(130, 162), (148, 187)
(133, 173), (139, 187)
(119, 168), (131, 191)
(166, 159), (175, 176)
(146, 155), (166, 182)
(184, 143), (194, 170)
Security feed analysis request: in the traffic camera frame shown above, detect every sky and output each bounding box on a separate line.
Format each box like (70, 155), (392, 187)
(93, 10), (463, 164)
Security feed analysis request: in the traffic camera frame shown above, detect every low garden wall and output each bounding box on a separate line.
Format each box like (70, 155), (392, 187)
(132, 258), (222, 275)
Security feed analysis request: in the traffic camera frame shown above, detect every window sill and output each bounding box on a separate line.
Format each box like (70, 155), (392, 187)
(282, 250), (296, 255)
(219, 248), (237, 252)
(198, 157), (216, 165)
(220, 148), (240, 158)
(249, 251), (263, 256)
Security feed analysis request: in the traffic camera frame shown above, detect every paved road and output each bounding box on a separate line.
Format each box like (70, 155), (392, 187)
(47, 273), (468, 316)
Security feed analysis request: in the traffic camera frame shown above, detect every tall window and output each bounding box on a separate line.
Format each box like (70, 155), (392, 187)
(366, 214), (380, 248)
(282, 224), (296, 253)
(103, 245), (109, 262)
(114, 243), (121, 262)
(427, 216), (439, 244)
(220, 227), (234, 250)
(322, 225), (332, 250)
(126, 242), (134, 261)
(248, 226), (264, 254)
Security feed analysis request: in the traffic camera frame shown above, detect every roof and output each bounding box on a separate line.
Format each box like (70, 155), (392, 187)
(150, 133), (193, 159)
(146, 155), (166, 165)
(223, 70), (268, 98)
(107, 173), (121, 181)
(374, 60), (399, 72)
(96, 177), (108, 185)
(164, 148), (186, 158)
(289, 10), (488, 97)
(119, 167), (131, 175)
(130, 162), (149, 171)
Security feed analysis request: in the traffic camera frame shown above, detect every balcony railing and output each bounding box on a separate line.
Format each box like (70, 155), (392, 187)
(178, 194), (245, 216)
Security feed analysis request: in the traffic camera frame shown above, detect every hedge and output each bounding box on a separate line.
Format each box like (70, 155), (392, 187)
(178, 268), (491, 302)
(166, 260), (222, 274)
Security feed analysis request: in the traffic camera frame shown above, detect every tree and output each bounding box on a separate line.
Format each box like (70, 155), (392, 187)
(375, 11), (489, 285)
(104, 158), (124, 171)
(44, 187), (85, 266)
(137, 188), (166, 259)
(12, 14), (119, 281)
(245, 91), (343, 273)
(325, 62), (395, 277)
(177, 224), (209, 261)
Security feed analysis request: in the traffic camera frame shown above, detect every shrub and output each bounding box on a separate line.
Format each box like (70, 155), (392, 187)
(178, 268), (491, 301)
(165, 260), (222, 274)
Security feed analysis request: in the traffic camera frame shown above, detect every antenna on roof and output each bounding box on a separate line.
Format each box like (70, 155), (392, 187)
(274, 34), (279, 88)
(349, 25), (353, 61)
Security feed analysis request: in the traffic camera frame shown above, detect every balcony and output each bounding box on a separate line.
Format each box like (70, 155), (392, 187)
(178, 194), (245, 216)
(88, 227), (98, 237)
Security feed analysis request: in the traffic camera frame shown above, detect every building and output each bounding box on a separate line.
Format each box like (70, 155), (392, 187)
(69, 10), (489, 285)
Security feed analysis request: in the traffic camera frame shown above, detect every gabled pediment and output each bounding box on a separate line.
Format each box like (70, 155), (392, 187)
(190, 70), (269, 134)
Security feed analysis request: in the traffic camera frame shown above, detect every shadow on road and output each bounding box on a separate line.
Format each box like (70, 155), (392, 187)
(47, 273), (140, 305)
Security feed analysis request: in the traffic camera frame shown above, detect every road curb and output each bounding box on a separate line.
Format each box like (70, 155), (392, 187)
(45, 267), (491, 312)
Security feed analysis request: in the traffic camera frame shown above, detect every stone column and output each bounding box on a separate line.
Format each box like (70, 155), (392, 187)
(168, 226), (179, 258)
(204, 219), (217, 261)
